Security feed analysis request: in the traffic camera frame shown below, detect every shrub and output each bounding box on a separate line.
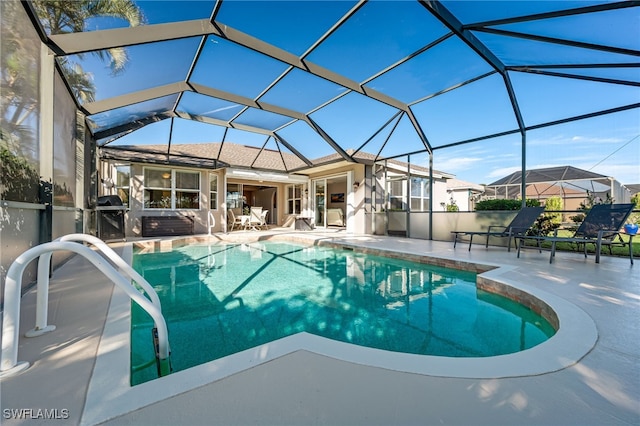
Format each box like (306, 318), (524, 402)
(569, 190), (613, 224)
(544, 196), (563, 224)
(0, 145), (40, 203)
(474, 199), (540, 211)
(628, 193), (640, 225)
(446, 197), (459, 212)
(529, 215), (562, 236)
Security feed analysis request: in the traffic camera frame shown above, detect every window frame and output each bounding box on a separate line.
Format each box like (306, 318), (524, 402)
(226, 183), (243, 210)
(410, 176), (430, 212)
(387, 175), (407, 211)
(286, 183), (303, 215)
(209, 173), (218, 210)
(114, 164), (131, 207)
(174, 170), (200, 210)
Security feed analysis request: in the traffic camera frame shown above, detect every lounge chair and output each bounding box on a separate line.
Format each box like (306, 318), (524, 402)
(326, 208), (344, 227)
(516, 203), (635, 264)
(452, 206), (544, 251)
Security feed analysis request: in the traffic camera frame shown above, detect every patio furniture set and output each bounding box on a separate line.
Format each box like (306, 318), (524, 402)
(228, 207), (269, 231)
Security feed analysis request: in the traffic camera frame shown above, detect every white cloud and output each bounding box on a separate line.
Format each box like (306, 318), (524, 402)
(570, 135), (626, 144)
(528, 134), (627, 146)
(584, 164), (640, 185)
(435, 156), (483, 171)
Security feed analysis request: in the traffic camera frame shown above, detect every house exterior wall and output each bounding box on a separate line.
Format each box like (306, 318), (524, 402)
(432, 180), (449, 211)
(98, 159), (457, 238)
(99, 161), (226, 237)
(449, 190), (467, 211)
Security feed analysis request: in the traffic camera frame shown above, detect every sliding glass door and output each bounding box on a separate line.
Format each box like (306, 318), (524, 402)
(313, 175), (347, 228)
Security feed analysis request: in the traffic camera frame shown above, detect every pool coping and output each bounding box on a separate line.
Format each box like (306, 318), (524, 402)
(80, 234), (598, 426)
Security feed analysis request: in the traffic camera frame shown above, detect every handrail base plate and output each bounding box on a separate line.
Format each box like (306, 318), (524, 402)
(25, 325), (56, 338)
(0, 362), (30, 379)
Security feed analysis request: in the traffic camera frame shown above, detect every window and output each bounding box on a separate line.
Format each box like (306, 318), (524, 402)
(209, 174), (218, 210)
(387, 176), (406, 211)
(144, 168), (172, 209)
(286, 184), (303, 214)
(175, 171), (199, 209)
(115, 165), (130, 207)
(144, 168), (200, 209)
(410, 177), (430, 211)
(385, 176), (429, 211)
(226, 183), (243, 210)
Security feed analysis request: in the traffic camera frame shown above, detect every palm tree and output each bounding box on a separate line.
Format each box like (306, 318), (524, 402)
(1, 0), (144, 201)
(3, 0), (145, 134)
(1, 0), (42, 153)
(33, 0), (145, 74)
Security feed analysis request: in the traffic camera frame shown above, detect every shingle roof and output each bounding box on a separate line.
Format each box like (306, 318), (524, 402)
(625, 184), (640, 195)
(100, 142), (452, 178)
(101, 142), (307, 171)
(446, 178), (484, 192)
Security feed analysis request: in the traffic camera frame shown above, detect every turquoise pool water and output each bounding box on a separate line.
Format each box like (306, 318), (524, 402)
(131, 241), (555, 385)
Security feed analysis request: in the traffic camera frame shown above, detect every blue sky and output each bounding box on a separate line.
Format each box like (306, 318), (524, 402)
(78, 1), (639, 186)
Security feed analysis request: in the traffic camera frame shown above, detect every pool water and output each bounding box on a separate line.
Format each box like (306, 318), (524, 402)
(130, 242), (555, 385)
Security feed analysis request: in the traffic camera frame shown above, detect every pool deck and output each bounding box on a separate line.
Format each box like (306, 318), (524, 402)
(1, 229), (638, 425)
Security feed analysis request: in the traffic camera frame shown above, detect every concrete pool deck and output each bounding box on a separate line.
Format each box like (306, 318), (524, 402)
(1, 230), (638, 425)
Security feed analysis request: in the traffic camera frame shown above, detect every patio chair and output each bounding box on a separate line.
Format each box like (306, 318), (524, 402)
(248, 207), (263, 231)
(452, 206), (545, 252)
(516, 203), (635, 264)
(259, 209), (269, 230)
(228, 209), (245, 232)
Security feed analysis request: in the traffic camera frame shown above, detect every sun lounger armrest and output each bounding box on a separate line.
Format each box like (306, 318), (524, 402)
(508, 226), (530, 234)
(596, 229), (620, 242)
(487, 225), (507, 234)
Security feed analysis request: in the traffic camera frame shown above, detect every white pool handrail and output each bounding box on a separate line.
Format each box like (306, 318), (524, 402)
(28, 233), (162, 336)
(0, 240), (170, 379)
(208, 210), (215, 235)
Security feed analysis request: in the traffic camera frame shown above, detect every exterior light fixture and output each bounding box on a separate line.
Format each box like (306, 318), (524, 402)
(101, 178), (114, 189)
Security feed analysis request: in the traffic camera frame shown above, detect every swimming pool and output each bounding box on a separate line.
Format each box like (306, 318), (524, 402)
(130, 241), (555, 385)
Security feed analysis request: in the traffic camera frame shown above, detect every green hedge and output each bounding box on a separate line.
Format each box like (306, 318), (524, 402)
(474, 199), (540, 211)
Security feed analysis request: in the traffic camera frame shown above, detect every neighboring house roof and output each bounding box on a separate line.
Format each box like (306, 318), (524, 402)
(446, 178), (484, 192)
(486, 165), (617, 196)
(100, 142), (452, 178)
(625, 184), (640, 195)
(488, 165), (609, 186)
